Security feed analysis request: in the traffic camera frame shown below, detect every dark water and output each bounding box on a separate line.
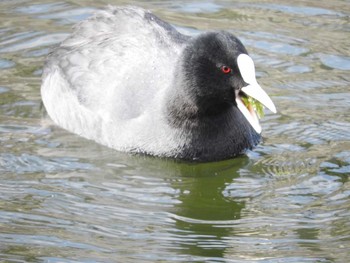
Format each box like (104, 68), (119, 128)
(0, 0), (349, 262)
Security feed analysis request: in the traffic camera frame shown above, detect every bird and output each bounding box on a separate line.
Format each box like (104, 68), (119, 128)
(41, 6), (276, 162)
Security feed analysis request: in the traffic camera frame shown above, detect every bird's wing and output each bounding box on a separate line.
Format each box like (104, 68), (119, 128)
(42, 6), (187, 121)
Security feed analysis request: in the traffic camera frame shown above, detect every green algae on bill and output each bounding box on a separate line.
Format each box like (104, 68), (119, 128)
(241, 94), (265, 119)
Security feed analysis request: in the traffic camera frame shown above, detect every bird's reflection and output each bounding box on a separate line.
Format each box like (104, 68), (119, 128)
(161, 157), (249, 259)
(96, 150), (252, 260)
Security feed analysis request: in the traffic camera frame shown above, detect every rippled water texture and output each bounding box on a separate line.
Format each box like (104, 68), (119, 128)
(1, 0), (349, 262)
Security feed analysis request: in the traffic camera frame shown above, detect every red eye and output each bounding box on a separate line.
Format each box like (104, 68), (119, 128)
(221, 66), (232, 74)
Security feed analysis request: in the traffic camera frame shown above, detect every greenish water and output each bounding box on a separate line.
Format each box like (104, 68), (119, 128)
(0, 0), (349, 262)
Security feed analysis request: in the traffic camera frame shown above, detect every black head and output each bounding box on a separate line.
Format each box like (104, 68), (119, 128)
(180, 31), (248, 115)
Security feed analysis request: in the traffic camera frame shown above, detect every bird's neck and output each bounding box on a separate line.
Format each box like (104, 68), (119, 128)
(164, 72), (261, 161)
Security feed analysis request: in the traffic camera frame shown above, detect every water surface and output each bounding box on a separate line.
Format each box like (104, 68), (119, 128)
(0, 0), (349, 262)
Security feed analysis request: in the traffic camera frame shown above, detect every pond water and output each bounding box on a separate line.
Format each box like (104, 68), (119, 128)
(0, 0), (349, 262)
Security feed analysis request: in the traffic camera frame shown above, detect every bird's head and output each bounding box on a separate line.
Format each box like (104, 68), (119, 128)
(180, 31), (276, 133)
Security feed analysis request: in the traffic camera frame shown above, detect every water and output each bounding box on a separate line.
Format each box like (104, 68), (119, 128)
(0, 0), (349, 262)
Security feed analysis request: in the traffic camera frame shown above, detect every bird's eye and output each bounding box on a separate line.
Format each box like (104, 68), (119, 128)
(221, 66), (232, 74)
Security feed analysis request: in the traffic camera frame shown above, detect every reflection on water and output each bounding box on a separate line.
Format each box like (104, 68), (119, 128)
(0, 0), (349, 262)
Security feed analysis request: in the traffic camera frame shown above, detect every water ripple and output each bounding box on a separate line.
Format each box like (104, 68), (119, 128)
(0, 153), (94, 174)
(0, 58), (15, 69)
(15, 2), (70, 14)
(0, 32), (68, 53)
(0, 233), (109, 252)
(318, 54), (350, 70)
(243, 38), (309, 56)
(37, 7), (96, 25)
(248, 3), (345, 17)
(171, 2), (223, 13)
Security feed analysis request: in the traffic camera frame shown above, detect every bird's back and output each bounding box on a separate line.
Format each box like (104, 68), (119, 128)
(41, 6), (188, 155)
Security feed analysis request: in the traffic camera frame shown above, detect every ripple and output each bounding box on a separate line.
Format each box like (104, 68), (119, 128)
(0, 86), (10, 93)
(171, 2), (223, 13)
(252, 54), (294, 69)
(0, 153), (94, 174)
(174, 25), (201, 36)
(298, 123), (349, 145)
(0, 32), (68, 53)
(0, 58), (15, 69)
(334, 151), (350, 164)
(24, 47), (50, 57)
(260, 155), (317, 177)
(268, 121), (350, 145)
(37, 7), (96, 25)
(249, 3), (344, 17)
(238, 32), (309, 67)
(276, 79), (348, 90)
(319, 54), (350, 70)
(15, 2), (70, 14)
(0, 123), (48, 134)
(0, 233), (108, 252)
(286, 65), (312, 74)
(0, 31), (42, 48)
(242, 31), (308, 45)
(223, 176), (267, 199)
(242, 38), (309, 55)
(321, 150), (350, 176)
